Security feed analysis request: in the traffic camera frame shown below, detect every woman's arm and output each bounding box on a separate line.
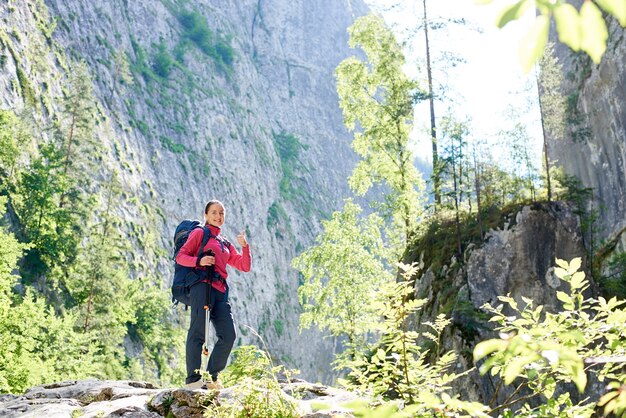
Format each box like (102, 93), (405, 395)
(228, 243), (251, 272)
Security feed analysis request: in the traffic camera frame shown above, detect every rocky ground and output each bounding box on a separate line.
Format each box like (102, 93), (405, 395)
(0, 379), (360, 417)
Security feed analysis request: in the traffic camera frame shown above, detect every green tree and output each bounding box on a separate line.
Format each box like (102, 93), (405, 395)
(13, 142), (80, 279)
(421, 0), (442, 209)
(293, 200), (392, 364)
(13, 61), (100, 284)
(0, 110), (27, 189)
(0, 197), (97, 393)
(500, 121), (540, 202)
(439, 116), (470, 256)
(344, 263), (485, 415)
(57, 60), (100, 201)
(336, 14), (426, 251)
(61, 172), (137, 378)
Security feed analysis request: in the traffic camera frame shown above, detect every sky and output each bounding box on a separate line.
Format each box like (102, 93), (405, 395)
(363, 0), (544, 170)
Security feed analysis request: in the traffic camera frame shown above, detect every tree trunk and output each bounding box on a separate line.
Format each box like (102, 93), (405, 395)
(473, 151), (484, 241)
(59, 112), (77, 209)
(452, 153), (462, 257)
(536, 73), (552, 202)
(422, 0), (440, 208)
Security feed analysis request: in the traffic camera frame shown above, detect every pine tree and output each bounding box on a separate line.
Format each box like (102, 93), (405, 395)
(62, 171), (136, 378)
(57, 60), (100, 207)
(13, 142), (81, 280)
(439, 116), (469, 256)
(500, 121), (540, 202)
(0, 110), (26, 189)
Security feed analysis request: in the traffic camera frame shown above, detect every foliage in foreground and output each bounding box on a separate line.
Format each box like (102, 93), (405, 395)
(342, 263), (488, 417)
(203, 345), (299, 418)
(220, 258), (626, 417)
(337, 258), (626, 417)
(480, 0), (626, 71)
(474, 257), (626, 417)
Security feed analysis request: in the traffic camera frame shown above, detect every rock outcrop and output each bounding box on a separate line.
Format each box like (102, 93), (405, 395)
(411, 202), (590, 405)
(0, 379), (360, 418)
(466, 202), (589, 312)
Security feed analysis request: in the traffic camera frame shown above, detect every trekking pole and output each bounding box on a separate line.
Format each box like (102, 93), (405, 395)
(200, 250), (215, 379)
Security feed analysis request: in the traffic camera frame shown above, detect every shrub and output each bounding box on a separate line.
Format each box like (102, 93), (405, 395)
(215, 39), (234, 66)
(177, 10), (214, 55)
(152, 43), (174, 78)
(205, 345), (299, 418)
(176, 10), (235, 68)
(474, 258), (626, 417)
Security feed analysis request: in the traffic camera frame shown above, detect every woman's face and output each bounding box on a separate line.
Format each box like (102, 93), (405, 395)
(205, 203), (225, 227)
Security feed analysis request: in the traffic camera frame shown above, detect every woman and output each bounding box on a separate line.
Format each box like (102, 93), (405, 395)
(175, 200), (251, 389)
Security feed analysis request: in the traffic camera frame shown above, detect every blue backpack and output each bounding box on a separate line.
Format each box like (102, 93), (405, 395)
(171, 220), (210, 307)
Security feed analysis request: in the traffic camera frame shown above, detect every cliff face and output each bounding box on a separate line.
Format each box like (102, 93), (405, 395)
(0, 0), (368, 382)
(548, 16), (626, 254)
(411, 202), (589, 404)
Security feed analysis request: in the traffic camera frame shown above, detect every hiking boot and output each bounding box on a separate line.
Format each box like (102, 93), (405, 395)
(184, 379), (205, 390)
(204, 380), (222, 390)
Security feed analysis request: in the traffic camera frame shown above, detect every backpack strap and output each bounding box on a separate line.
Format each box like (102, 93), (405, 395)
(197, 226), (211, 258)
(204, 228), (231, 253)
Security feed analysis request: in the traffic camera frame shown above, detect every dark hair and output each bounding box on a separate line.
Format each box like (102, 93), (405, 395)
(204, 200), (224, 214)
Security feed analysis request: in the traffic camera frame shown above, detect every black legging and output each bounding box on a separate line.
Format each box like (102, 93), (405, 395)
(185, 282), (236, 384)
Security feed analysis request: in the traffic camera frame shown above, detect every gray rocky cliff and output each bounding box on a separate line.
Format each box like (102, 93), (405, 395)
(410, 202), (591, 405)
(466, 203), (588, 312)
(0, 0), (369, 383)
(547, 9), (626, 258)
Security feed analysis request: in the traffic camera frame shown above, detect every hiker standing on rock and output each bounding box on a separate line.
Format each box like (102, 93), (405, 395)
(175, 200), (251, 389)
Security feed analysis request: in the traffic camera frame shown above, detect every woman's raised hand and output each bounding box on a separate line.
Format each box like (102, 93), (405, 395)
(237, 229), (248, 247)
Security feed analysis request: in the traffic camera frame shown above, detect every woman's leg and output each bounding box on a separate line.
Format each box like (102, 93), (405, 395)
(185, 282), (209, 384)
(207, 288), (236, 381)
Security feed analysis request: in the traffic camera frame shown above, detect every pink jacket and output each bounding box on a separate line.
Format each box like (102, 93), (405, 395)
(176, 224), (251, 293)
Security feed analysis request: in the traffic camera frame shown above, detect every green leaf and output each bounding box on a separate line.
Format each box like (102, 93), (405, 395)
(504, 356), (530, 384)
(571, 360), (588, 393)
(521, 296), (534, 306)
(544, 376), (556, 399)
(474, 339), (507, 362)
(556, 291), (573, 306)
(554, 3), (581, 50)
(496, 0), (532, 28)
(570, 271), (586, 290)
(568, 257), (582, 274)
(595, 0), (626, 26)
(562, 330), (585, 344)
(580, 1), (608, 63)
(555, 258), (569, 269)
(554, 267), (568, 279)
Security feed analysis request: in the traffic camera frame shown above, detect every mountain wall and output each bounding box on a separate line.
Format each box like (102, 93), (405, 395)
(548, 13), (626, 258)
(0, 0), (369, 383)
